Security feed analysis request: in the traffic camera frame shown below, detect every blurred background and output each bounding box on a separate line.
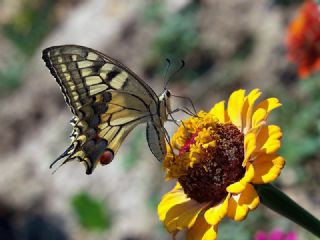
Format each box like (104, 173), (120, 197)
(0, 0), (319, 239)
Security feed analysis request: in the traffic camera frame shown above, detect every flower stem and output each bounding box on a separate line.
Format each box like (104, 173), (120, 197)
(255, 184), (320, 238)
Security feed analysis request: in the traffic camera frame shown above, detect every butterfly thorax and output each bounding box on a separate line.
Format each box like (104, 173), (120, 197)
(158, 89), (172, 121)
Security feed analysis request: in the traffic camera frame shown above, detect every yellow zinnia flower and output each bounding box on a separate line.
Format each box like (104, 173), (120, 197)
(158, 89), (285, 240)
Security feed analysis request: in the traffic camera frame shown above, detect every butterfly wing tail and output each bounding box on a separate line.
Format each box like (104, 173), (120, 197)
(50, 139), (109, 175)
(50, 141), (79, 174)
(50, 121), (108, 175)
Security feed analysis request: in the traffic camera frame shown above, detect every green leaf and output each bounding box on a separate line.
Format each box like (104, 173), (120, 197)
(71, 192), (111, 231)
(0, 61), (24, 92)
(2, 0), (54, 55)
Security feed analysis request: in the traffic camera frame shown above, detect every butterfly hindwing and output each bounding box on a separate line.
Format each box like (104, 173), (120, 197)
(43, 45), (163, 174)
(146, 120), (166, 162)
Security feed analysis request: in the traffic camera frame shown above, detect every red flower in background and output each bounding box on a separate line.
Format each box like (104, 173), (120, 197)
(286, 0), (320, 78)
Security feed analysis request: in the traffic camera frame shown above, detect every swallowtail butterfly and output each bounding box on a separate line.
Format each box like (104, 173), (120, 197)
(43, 45), (172, 174)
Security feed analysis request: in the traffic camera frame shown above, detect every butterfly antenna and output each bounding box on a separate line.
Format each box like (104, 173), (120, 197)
(163, 58), (171, 90)
(164, 60), (185, 90)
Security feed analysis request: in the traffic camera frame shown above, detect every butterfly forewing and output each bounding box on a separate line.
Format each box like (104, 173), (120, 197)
(43, 45), (167, 174)
(43, 45), (158, 114)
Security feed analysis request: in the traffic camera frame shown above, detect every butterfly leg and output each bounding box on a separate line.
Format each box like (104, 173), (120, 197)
(160, 125), (178, 161)
(170, 107), (198, 117)
(167, 111), (180, 127)
(171, 94), (197, 115)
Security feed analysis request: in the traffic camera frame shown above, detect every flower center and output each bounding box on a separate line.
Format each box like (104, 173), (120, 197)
(178, 123), (245, 204)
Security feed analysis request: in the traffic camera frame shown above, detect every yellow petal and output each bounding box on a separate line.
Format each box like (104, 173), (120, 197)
(256, 97), (281, 114)
(227, 89), (246, 128)
(255, 125), (282, 154)
(209, 101), (226, 123)
(227, 163), (254, 194)
(252, 154), (285, 184)
(252, 98), (281, 128)
(243, 132), (256, 166)
(238, 183), (260, 209)
(204, 194), (230, 225)
(186, 214), (218, 240)
(252, 108), (267, 128)
(158, 183), (188, 221)
(164, 199), (208, 232)
(227, 197), (248, 221)
(242, 89), (261, 133)
(227, 184), (260, 221)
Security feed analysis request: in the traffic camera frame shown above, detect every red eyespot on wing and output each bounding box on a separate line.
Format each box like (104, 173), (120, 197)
(99, 150), (114, 165)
